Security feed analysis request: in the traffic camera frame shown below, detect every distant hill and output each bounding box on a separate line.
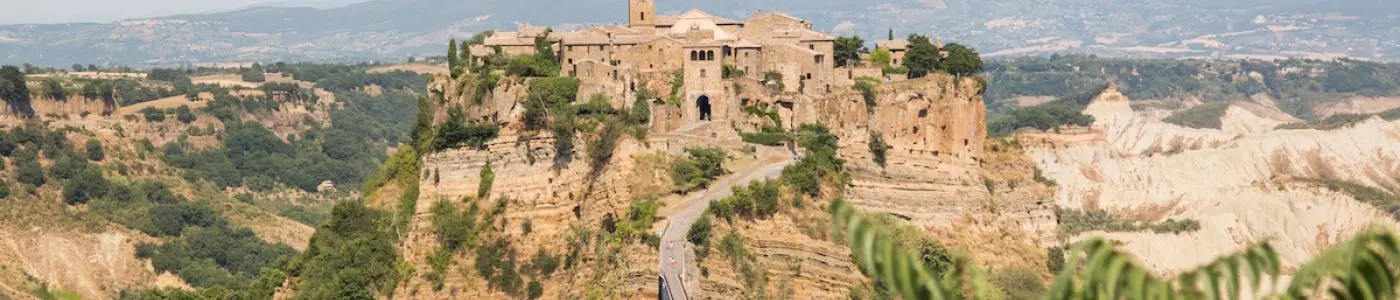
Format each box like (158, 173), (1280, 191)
(1, 0), (1397, 67)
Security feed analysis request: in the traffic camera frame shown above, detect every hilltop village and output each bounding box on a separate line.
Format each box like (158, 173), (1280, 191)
(455, 0), (966, 125)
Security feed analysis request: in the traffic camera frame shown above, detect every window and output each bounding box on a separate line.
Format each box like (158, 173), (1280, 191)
(641, 12), (646, 21)
(809, 44), (815, 50)
(691, 51), (698, 61)
(700, 69), (707, 78)
(599, 45), (605, 51)
(815, 55), (823, 64)
(568, 59), (573, 64)
(707, 50), (715, 61)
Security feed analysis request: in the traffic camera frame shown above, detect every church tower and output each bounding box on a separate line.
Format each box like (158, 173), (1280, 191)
(629, 0), (655, 31)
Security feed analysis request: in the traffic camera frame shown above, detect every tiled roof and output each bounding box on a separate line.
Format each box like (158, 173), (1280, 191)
(483, 31), (535, 46)
(877, 40), (909, 51)
(656, 9), (742, 26)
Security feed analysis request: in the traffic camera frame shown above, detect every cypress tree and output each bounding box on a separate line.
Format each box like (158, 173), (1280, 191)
(448, 38), (460, 78)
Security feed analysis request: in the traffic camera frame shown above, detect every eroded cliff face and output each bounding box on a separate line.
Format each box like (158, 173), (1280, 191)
(411, 73), (1058, 299)
(797, 76), (1057, 246)
(1027, 85), (1400, 272)
(0, 95), (113, 120)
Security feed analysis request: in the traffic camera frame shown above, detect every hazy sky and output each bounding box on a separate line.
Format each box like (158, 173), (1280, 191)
(0, 0), (346, 25)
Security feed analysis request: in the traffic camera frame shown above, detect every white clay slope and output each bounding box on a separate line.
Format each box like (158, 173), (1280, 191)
(1031, 87), (1400, 273)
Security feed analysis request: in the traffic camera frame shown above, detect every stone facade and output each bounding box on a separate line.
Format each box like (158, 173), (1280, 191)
(482, 2), (840, 124)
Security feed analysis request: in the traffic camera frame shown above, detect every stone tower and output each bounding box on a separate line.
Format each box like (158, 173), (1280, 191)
(628, 0), (655, 31)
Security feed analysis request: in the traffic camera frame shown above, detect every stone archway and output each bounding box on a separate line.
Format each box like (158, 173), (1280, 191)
(696, 95), (712, 121)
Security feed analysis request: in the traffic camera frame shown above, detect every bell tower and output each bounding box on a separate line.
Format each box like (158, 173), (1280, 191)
(629, 0), (655, 31)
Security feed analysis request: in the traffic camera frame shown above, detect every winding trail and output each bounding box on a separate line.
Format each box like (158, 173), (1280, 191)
(658, 137), (794, 300)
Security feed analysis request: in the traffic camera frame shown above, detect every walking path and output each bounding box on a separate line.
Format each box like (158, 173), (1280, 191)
(658, 139), (794, 300)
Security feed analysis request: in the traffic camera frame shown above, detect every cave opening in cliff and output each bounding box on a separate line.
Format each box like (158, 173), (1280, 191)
(697, 95), (712, 121)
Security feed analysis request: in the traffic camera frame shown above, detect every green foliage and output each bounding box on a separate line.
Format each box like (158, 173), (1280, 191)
(288, 201), (402, 299)
(478, 161), (495, 199)
(531, 249), (559, 277)
(871, 49), (893, 69)
(740, 130), (791, 146)
(869, 131), (889, 168)
(448, 38), (461, 78)
(708, 180), (781, 222)
(85, 139), (104, 161)
(630, 87), (654, 125)
(476, 239), (524, 295)
(688, 213), (713, 247)
(0, 65), (33, 117)
(15, 147), (46, 187)
(939, 43), (984, 76)
(587, 117), (623, 173)
(1046, 246), (1066, 274)
(137, 225), (295, 290)
(717, 231), (767, 295)
(854, 79), (879, 114)
(523, 77), (581, 130)
(903, 34), (942, 79)
(431, 200), (480, 252)
(994, 267), (1046, 300)
(782, 124), (845, 197)
(141, 107), (166, 122)
(1162, 103), (1229, 129)
(175, 105), (197, 123)
(988, 84), (1104, 137)
(165, 121), (385, 192)
(836, 36), (866, 67)
(722, 64), (745, 79)
(0, 180), (8, 199)
(671, 147), (727, 193)
(1056, 208), (1202, 236)
(241, 63), (266, 83)
(1033, 167), (1058, 187)
(505, 54), (561, 77)
(62, 166), (108, 205)
(433, 119), (500, 151)
(528, 281), (544, 299)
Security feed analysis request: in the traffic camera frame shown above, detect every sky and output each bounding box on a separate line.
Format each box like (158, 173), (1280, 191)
(0, 0), (365, 25)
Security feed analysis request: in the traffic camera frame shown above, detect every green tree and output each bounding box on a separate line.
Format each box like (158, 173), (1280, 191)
(939, 43), (983, 76)
(63, 167), (108, 205)
(0, 65), (33, 117)
(448, 38), (461, 79)
(888, 28), (894, 41)
(902, 34), (942, 79)
(835, 35), (866, 67)
(85, 139), (104, 161)
(176, 105), (197, 123)
(461, 40), (473, 68)
(72, 64), (85, 72)
(141, 107), (166, 122)
(43, 79), (65, 100)
(871, 48), (893, 68)
(14, 147), (45, 187)
(241, 63), (266, 83)
(0, 180), (8, 200)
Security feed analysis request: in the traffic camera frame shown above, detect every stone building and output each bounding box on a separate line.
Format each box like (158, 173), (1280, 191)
(483, 0), (849, 123)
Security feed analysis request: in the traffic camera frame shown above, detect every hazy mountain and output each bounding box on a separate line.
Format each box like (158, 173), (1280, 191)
(1, 0), (1397, 67)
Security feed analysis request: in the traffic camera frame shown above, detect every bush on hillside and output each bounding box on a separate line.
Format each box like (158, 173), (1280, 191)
(62, 167), (108, 205)
(671, 147), (726, 193)
(1162, 102), (1228, 129)
(176, 105), (197, 123)
(85, 139), (104, 161)
(141, 107), (166, 122)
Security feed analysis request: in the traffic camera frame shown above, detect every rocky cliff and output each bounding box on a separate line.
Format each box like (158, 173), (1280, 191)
(1026, 85), (1400, 272)
(797, 75), (1058, 246)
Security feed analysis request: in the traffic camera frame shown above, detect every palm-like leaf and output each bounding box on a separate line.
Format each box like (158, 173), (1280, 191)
(1283, 230), (1400, 300)
(831, 200), (966, 299)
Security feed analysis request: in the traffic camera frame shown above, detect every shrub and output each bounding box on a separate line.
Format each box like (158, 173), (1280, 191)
(85, 139), (104, 161)
(62, 167), (108, 205)
(434, 121), (500, 151)
(527, 281), (544, 300)
(993, 267), (1046, 300)
(1046, 246), (1065, 273)
(531, 249), (558, 277)
(521, 218), (533, 236)
(141, 107), (166, 122)
(740, 131), (790, 146)
(722, 64), (745, 79)
(478, 161), (495, 199)
(0, 181), (9, 199)
(854, 80), (878, 114)
(671, 147), (726, 192)
(630, 87), (654, 125)
(587, 118), (623, 171)
(176, 105), (197, 123)
(15, 149), (46, 187)
(1056, 208), (1203, 236)
(1162, 102), (1228, 129)
(869, 132), (889, 168)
